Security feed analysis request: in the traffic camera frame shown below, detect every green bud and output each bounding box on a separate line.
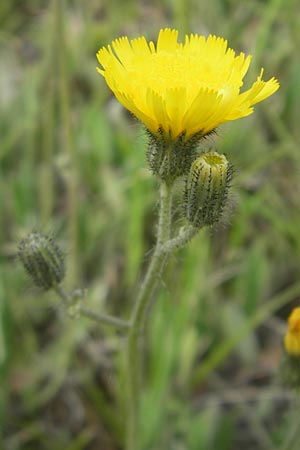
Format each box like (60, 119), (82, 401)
(146, 128), (204, 182)
(18, 231), (65, 290)
(183, 151), (232, 227)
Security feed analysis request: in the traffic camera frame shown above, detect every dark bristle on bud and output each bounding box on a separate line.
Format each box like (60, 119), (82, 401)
(18, 231), (65, 290)
(146, 128), (204, 182)
(183, 151), (232, 227)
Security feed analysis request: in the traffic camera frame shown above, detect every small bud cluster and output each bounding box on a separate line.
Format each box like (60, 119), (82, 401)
(146, 129), (233, 228)
(146, 128), (204, 182)
(183, 151), (232, 227)
(18, 231), (65, 290)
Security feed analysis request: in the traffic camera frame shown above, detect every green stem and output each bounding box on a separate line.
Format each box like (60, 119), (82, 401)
(162, 225), (198, 253)
(79, 306), (130, 329)
(126, 182), (173, 450)
(53, 284), (130, 329)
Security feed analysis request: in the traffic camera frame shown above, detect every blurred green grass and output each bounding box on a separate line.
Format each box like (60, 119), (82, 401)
(1, 0), (300, 449)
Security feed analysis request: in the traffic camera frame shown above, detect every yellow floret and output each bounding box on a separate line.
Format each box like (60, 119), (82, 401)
(96, 28), (279, 140)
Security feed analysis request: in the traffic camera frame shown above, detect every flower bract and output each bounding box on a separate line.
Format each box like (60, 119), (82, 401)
(96, 28), (279, 140)
(184, 151), (231, 226)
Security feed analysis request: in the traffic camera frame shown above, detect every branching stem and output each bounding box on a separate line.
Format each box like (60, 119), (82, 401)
(53, 284), (130, 329)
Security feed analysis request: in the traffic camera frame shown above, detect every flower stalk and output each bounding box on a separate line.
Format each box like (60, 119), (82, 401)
(53, 284), (131, 329)
(161, 225), (198, 252)
(126, 181), (173, 450)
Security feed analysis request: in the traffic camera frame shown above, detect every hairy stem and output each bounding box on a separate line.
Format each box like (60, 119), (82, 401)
(126, 182), (173, 450)
(53, 284), (130, 329)
(161, 225), (198, 253)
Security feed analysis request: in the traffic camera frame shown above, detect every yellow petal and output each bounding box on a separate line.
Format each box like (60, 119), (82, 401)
(96, 28), (279, 140)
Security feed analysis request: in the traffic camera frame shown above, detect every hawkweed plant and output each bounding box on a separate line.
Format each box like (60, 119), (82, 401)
(19, 28), (279, 450)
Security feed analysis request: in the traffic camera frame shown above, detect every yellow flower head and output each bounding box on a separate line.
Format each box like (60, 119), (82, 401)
(96, 28), (279, 140)
(284, 307), (300, 356)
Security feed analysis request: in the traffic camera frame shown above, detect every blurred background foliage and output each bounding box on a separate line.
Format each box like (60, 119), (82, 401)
(1, 0), (300, 449)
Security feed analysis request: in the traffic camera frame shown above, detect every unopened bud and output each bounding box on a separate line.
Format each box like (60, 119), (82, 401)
(183, 151), (232, 227)
(18, 231), (65, 290)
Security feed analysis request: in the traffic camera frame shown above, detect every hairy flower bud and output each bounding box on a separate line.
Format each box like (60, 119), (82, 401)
(18, 231), (65, 290)
(146, 128), (203, 182)
(183, 151), (232, 227)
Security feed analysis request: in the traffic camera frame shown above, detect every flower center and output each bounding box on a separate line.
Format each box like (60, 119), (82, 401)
(201, 152), (228, 167)
(129, 51), (239, 103)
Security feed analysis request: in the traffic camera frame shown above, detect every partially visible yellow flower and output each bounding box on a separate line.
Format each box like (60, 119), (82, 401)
(284, 307), (300, 356)
(96, 28), (279, 140)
